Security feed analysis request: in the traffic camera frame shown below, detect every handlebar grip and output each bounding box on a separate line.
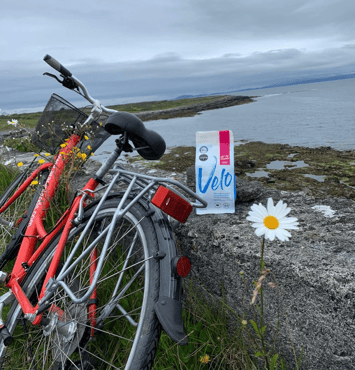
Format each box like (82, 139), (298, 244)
(43, 54), (72, 77)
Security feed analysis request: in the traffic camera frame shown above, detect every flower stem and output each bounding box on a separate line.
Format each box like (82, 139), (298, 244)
(260, 236), (270, 370)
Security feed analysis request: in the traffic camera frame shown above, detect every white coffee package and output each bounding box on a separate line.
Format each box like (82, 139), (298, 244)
(195, 130), (236, 214)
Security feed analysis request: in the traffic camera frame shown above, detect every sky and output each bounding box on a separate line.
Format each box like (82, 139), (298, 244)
(1, 0), (355, 113)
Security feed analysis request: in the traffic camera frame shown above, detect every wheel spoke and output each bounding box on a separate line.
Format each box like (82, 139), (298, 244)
(0, 200), (161, 369)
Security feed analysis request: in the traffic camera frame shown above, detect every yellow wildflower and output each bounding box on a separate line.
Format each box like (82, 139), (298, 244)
(91, 152), (94, 156)
(84, 135), (89, 140)
(242, 320), (247, 326)
(60, 143), (67, 148)
(38, 159), (45, 164)
(45, 153), (50, 156)
(87, 145), (92, 150)
(81, 153), (87, 160)
(30, 180), (38, 186)
(200, 355), (210, 364)
(17, 162), (23, 167)
(34, 154), (39, 157)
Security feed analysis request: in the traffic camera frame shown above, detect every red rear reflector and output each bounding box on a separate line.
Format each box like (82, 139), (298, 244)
(175, 256), (191, 277)
(151, 186), (192, 223)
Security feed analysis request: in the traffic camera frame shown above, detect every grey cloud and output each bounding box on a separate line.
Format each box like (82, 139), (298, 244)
(177, 0), (355, 42)
(1, 45), (355, 112)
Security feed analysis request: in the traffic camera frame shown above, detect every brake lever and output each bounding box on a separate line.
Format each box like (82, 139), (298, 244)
(43, 72), (79, 91)
(43, 72), (63, 84)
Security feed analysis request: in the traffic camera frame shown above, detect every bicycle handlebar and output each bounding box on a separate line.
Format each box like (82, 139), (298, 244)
(43, 54), (117, 118)
(43, 55), (72, 77)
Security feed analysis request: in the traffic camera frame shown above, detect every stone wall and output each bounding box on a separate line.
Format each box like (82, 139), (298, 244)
(175, 166), (355, 369)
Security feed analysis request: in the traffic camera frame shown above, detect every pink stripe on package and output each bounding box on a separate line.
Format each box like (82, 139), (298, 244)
(219, 130), (230, 165)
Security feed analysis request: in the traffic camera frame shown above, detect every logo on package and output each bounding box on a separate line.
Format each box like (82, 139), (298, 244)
(199, 154), (208, 161)
(200, 146), (208, 153)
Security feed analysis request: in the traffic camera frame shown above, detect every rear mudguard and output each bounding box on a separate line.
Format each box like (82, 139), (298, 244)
(149, 204), (188, 345)
(84, 192), (188, 345)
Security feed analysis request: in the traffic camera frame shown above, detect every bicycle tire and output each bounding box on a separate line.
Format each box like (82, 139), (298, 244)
(0, 197), (162, 370)
(0, 166), (48, 268)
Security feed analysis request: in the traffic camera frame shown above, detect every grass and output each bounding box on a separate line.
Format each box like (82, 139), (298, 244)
(152, 272), (302, 370)
(3, 136), (41, 152)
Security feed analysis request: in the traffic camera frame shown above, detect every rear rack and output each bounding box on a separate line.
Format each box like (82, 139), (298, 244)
(108, 165), (207, 209)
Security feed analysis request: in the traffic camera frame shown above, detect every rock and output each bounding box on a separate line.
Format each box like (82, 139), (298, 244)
(175, 187), (355, 369)
(0, 128), (32, 143)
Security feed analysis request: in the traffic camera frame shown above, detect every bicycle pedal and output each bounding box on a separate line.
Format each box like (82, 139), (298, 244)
(151, 186), (192, 223)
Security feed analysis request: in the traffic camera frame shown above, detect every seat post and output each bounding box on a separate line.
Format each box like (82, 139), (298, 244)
(94, 146), (123, 182)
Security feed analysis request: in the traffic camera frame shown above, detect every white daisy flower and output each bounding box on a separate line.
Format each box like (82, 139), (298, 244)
(7, 119), (18, 127)
(246, 198), (299, 242)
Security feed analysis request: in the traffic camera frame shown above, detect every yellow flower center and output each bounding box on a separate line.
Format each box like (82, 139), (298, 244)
(263, 215), (279, 230)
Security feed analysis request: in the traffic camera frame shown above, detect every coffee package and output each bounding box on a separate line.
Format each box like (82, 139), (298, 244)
(195, 130), (236, 215)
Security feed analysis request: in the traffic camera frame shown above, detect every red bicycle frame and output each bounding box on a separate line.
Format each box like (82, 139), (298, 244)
(2, 133), (99, 326)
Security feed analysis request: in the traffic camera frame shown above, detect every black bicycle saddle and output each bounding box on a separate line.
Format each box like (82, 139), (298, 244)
(104, 112), (166, 160)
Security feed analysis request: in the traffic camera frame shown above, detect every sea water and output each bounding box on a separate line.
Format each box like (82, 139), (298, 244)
(94, 78), (355, 162)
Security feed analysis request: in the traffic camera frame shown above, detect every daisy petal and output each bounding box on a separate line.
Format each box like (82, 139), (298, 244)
(278, 207), (291, 219)
(252, 222), (265, 229)
(266, 229), (276, 241)
(275, 230), (286, 241)
(274, 200), (284, 215)
(267, 198), (275, 215)
(251, 204), (266, 218)
(276, 228), (292, 240)
(279, 217), (298, 224)
(255, 226), (267, 237)
(247, 215), (263, 223)
(247, 210), (261, 219)
(283, 229), (292, 238)
(258, 203), (269, 217)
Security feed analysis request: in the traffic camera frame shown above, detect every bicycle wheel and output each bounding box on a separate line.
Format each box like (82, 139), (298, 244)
(0, 198), (162, 370)
(0, 166), (47, 264)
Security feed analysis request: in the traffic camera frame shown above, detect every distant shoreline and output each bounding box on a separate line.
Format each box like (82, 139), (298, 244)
(0, 94), (256, 133)
(132, 95), (256, 121)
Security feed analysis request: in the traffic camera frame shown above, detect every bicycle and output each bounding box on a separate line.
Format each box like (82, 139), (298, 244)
(0, 55), (207, 369)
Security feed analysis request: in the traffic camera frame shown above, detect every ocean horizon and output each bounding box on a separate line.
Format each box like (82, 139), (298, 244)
(2, 74), (355, 116)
